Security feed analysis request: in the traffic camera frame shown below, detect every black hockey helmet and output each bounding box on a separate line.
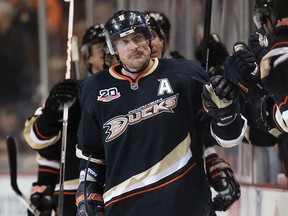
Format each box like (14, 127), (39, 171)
(81, 24), (105, 58)
(104, 10), (152, 55)
(144, 14), (166, 57)
(254, 0), (274, 28)
(145, 11), (171, 44)
(145, 14), (165, 42)
(272, 0), (288, 34)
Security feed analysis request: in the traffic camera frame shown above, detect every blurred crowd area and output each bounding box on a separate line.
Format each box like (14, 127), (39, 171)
(0, 0), (285, 185)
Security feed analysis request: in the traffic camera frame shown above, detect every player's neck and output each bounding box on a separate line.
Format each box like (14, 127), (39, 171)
(121, 59), (154, 79)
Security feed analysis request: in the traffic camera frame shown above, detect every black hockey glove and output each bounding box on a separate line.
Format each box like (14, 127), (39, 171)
(28, 183), (55, 216)
(248, 28), (270, 65)
(44, 79), (78, 113)
(224, 42), (266, 103)
(255, 95), (275, 131)
(205, 154), (240, 212)
(76, 181), (104, 216)
(202, 75), (240, 125)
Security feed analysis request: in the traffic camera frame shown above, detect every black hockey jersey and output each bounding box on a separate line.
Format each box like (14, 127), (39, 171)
(77, 58), (246, 216)
(23, 86), (82, 216)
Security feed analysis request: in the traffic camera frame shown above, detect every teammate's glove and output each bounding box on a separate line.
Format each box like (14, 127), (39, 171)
(248, 28), (270, 65)
(255, 95), (275, 131)
(76, 181), (104, 216)
(28, 183), (55, 216)
(202, 75), (240, 125)
(44, 79), (78, 113)
(205, 154), (240, 211)
(224, 42), (266, 103)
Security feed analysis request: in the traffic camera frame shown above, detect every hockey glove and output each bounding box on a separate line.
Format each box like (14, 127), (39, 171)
(28, 183), (55, 216)
(205, 154), (240, 211)
(44, 79), (78, 113)
(224, 42), (266, 103)
(248, 28), (270, 65)
(202, 75), (240, 125)
(76, 181), (104, 216)
(255, 95), (275, 131)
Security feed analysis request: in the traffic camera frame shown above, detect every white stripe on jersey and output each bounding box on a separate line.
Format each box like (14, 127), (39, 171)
(103, 133), (192, 203)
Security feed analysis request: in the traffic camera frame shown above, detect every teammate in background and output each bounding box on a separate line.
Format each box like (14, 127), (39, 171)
(249, 0), (274, 65)
(224, 0), (288, 178)
(250, 0), (288, 176)
(146, 15), (166, 59)
(147, 14), (241, 212)
(75, 10), (247, 216)
(146, 10), (185, 59)
(81, 24), (107, 74)
(23, 24), (106, 216)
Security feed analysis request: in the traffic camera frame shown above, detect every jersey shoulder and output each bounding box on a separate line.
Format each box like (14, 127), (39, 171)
(79, 69), (110, 102)
(159, 58), (209, 83)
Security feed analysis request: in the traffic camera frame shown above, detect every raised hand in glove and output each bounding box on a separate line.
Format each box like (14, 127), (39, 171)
(44, 79), (78, 113)
(76, 181), (104, 216)
(205, 153), (240, 211)
(202, 75), (239, 125)
(28, 183), (55, 216)
(248, 27), (270, 65)
(224, 42), (266, 103)
(37, 79), (78, 128)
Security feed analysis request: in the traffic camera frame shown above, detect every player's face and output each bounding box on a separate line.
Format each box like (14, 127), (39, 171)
(151, 30), (164, 59)
(115, 32), (151, 72)
(88, 42), (105, 74)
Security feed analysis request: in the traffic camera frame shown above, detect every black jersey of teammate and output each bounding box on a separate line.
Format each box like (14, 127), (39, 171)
(77, 58), (217, 216)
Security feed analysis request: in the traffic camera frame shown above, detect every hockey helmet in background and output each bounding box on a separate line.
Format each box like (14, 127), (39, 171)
(104, 10), (152, 55)
(145, 14), (165, 42)
(145, 11), (171, 45)
(81, 24), (105, 58)
(272, 0), (288, 34)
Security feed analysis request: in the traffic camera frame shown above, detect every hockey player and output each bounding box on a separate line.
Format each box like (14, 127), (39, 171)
(23, 24), (106, 216)
(249, 0), (274, 65)
(257, 0), (288, 132)
(75, 10), (247, 216)
(147, 14), (241, 212)
(81, 24), (107, 74)
(146, 15), (166, 59)
(145, 10), (185, 59)
(225, 0), (288, 177)
(252, 0), (288, 176)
